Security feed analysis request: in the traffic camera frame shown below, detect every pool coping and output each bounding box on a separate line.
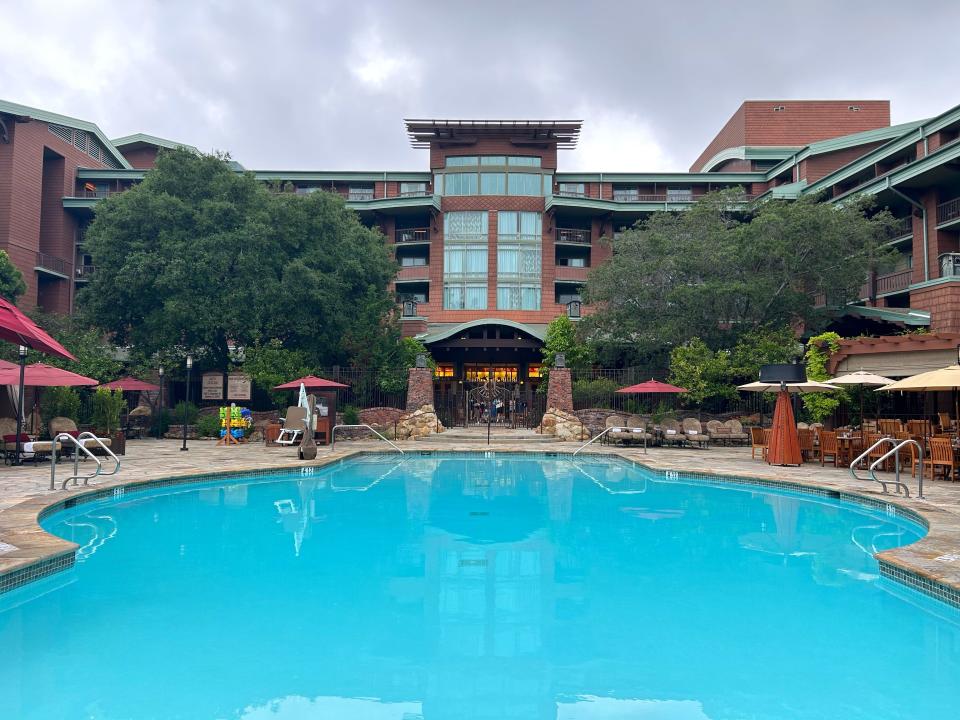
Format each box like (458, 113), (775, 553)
(1, 446), (959, 610)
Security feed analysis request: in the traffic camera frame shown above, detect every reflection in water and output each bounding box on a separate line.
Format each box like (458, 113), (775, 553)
(1, 456), (957, 720)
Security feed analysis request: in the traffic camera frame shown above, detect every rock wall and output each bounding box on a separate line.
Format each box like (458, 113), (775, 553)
(545, 368), (573, 413)
(359, 407), (406, 428)
(540, 407), (589, 441)
(574, 408), (622, 436)
(395, 404), (445, 440)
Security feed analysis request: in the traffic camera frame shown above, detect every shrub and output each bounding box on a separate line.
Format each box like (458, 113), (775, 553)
(173, 401), (199, 425)
(342, 404), (360, 425)
(40, 387), (82, 430)
(572, 377), (620, 408)
(90, 388), (127, 434)
(150, 408), (173, 437)
(196, 413), (222, 438)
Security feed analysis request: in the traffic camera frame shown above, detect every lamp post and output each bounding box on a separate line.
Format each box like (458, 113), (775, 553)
(181, 355), (192, 451)
(13, 345), (27, 466)
(157, 365), (164, 440)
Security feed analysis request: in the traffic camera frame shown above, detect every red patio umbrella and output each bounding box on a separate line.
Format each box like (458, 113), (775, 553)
(0, 363), (99, 387)
(98, 376), (161, 391)
(0, 297), (75, 361)
(273, 375), (348, 390)
(616, 379), (688, 394)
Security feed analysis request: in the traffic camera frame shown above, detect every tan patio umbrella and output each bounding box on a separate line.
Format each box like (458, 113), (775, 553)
(827, 370), (895, 429)
(737, 380), (838, 393)
(880, 365), (960, 430)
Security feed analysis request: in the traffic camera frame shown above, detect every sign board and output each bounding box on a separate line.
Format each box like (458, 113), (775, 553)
(227, 373), (252, 401)
(201, 372), (224, 400)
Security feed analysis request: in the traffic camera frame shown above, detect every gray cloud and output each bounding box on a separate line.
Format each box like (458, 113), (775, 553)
(0, 0), (956, 172)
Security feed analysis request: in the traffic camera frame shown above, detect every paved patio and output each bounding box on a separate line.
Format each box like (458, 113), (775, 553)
(1, 436), (959, 605)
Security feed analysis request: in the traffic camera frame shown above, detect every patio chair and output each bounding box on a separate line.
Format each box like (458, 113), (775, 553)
(798, 428), (815, 461)
(819, 430), (839, 467)
(938, 412), (954, 433)
(604, 414), (627, 444)
(49, 417), (112, 454)
(681, 418), (710, 448)
(623, 415), (653, 446)
(925, 438), (957, 482)
(660, 418), (685, 446)
(749, 427), (767, 460)
(276, 406), (307, 446)
(706, 420), (729, 445)
(864, 432), (888, 471)
(722, 419), (749, 445)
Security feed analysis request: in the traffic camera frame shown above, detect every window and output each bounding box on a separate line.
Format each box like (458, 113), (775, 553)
(507, 173), (542, 196)
(527, 364), (542, 379)
(446, 156), (478, 167)
(481, 156), (506, 166)
(434, 174), (444, 195)
(613, 187), (639, 201)
(400, 182), (427, 196)
(445, 173), (479, 196)
(480, 173), (506, 195)
(444, 212), (488, 310)
(497, 211), (541, 310)
(667, 187), (692, 202)
(348, 185), (374, 201)
(434, 364), (455, 378)
(400, 256), (427, 267)
(508, 156), (541, 167)
(558, 257), (586, 267)
(559, 182), (585, 197)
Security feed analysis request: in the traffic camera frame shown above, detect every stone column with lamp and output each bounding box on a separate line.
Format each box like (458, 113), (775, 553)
(540, 354), (588, 441)
(396, 353), (445, 440)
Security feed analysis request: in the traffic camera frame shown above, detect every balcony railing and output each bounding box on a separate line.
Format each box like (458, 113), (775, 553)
(555, 228), (591, 244)
(75, 264), (95, 281)
(396, 228), (430, 243)
(555, 190), (589, 199)
(70, 189), (123, 199)
(555, 265), (589, 282)
(876, 269), (912, 294)
(396, 190), (431, 198)
(891, 216), (913, 238)
(940, 253), (960, 278)
(937, 196), (960, 225)
(396, 265), (430, 282)
(35, 252), (69, 277)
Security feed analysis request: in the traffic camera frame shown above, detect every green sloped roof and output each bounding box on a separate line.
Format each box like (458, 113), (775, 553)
(110, 132), (200, 154)
(0, 99), (131, 169)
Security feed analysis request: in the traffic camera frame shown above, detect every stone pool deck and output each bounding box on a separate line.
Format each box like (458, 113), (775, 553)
(0, 438), (959, 606)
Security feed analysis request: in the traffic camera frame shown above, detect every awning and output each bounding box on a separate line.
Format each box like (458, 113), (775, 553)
(834, 348), (958, 378)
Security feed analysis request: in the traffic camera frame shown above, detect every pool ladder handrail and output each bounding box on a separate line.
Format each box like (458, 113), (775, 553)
(49, 432), (121, 491)
(573, 426), (647, 457)
(849, 437), (923, 499)
(331, 424), (404, 454)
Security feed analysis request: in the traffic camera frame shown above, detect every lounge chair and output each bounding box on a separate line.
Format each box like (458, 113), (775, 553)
(722, 419), (749, 445)
(604, 414), (626, 444)
(660, 418), (685, 446)
(623, 415), (653, 446)
(0, 416), (64, 463)
(682, 418), (710, 448)
(49, 417), (112, 453)
(276, 406), (307, 446)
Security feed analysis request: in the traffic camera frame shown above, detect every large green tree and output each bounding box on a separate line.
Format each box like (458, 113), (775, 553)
(582, 190), (896, 359)
(0, 250), (26, 303)
(79, 149), (398, 369)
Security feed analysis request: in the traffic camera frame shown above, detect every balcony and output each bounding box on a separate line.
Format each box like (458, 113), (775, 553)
(396, 228), (430, 244)
(555, 228), (591, 245)
(891, 216), (913, 239)
(555, 265), (589, 282)
(937, 196), (960, 226)
(71, 189), (123, 199)
(34, 252), (70, 278)
(75, 264), (95, 282)
(396, 190), (431, 198)
(859, 269), (912, 299)
(396, 265), (430, 282)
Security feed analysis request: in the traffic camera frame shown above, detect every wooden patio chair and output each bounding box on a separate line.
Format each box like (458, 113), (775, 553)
(750, 426), (767, 460)
(865, 432), (888, 471)
(797, 428), (815, 461)
(819, 430), (839, 467)
(926, 437), (957, 482)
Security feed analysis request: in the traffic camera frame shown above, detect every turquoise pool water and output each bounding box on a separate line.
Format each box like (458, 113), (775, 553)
(1, 453), (958, 719)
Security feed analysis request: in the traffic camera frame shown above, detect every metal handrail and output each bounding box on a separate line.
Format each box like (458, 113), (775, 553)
(77, 432), (121, 476)
(50, 433), (102, 491)
(573, 426), (647, 456)
(331, 424), (404, 454)
(849, 437), (923, 498)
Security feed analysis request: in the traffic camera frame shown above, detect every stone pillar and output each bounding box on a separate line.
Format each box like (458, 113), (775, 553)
(545, 367), (573, 413)
(406, 367), (435, 411)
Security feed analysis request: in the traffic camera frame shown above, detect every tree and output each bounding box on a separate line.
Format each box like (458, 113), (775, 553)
(728, 325), (802, 383)
(541, 315), (594, 369)
(377, 337), (435, 394)
(582, 190), (896, 358)
(242, 339), (311, 408)
(0, 250), (26, 303)
(668, 338), (737, 406)
(78, 149), (398, 371)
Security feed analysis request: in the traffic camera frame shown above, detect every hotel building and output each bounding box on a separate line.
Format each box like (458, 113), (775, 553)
(1, 98), (960, 382)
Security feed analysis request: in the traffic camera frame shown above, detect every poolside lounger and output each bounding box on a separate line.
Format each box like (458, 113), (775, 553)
(276, 406), (307, 446)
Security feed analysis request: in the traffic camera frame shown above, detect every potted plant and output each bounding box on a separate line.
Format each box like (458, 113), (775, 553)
(91, 388), (128, 455)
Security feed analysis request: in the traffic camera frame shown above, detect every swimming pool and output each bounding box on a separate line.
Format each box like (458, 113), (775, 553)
(1, 452), (958, 719)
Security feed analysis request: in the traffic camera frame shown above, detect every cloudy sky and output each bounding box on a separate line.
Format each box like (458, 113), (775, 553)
(1, 0), (957, 172)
